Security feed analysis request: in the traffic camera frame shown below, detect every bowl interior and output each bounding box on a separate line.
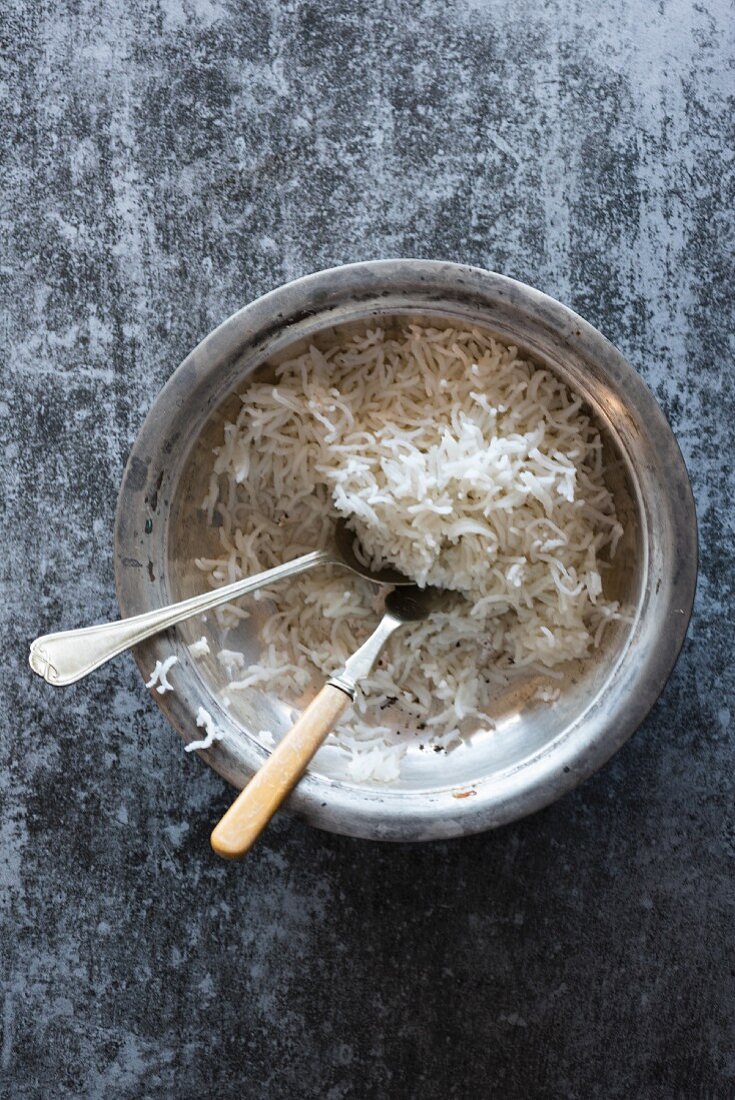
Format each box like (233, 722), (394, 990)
(165, 309), (644, 794)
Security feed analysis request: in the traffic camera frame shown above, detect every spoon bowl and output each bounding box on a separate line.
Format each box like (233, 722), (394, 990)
(332, 517), (413, 586)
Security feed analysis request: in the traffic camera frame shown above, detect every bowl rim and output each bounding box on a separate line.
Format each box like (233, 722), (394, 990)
(114, 259), (698, 842)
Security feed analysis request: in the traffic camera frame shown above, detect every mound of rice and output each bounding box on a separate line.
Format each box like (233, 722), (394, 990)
(195, 324), (625, 782)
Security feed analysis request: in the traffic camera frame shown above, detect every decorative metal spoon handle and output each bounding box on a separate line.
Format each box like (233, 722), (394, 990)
(28, 549), (331, 686)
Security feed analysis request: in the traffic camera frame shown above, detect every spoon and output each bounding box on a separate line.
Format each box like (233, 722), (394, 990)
(28, 518), (411, 687)
(210, 584), (449, 860)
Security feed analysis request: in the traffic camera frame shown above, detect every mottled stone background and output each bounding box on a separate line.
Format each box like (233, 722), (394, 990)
(1, 0), (733, 1096)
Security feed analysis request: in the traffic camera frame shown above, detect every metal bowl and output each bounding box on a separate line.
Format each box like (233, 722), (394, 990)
(114, 260), (697, 841)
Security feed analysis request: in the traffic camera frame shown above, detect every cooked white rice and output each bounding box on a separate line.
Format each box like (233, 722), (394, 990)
(195, 324), (625, 780)
(146, 654), (178, 695)
(184, 705), (223, 753)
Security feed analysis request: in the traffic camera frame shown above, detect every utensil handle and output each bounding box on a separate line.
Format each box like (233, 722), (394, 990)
(210, 684), (352, 860)
(28, 549), (330, 686)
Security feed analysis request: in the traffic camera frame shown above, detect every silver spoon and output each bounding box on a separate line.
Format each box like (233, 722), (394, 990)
(210, 584), (449, 860)
(28, 518), (411, 687)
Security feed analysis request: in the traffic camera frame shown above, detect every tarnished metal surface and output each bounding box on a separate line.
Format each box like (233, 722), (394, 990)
(115, 260), (697, 841)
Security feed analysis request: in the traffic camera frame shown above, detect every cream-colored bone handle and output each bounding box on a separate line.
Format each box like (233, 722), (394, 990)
(210, 684), (352, 860)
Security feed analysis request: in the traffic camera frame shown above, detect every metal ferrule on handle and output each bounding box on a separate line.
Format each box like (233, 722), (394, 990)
(326, 610), (403, 698)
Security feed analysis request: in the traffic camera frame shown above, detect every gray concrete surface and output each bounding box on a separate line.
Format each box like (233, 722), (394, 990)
(1, 1), (733, 1097)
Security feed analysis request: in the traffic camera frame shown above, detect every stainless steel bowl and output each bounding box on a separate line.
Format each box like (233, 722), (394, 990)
(115, 260), (697, 841)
